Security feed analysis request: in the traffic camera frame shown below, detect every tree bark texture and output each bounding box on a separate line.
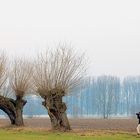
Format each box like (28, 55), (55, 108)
(0, 95), (26, 126)
(0, 95), (16, 124)
(15, 96), (27, 126)
(42, 93), (71, 131)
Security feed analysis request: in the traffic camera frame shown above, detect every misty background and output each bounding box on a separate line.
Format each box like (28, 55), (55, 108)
(0, 0), (140, 117)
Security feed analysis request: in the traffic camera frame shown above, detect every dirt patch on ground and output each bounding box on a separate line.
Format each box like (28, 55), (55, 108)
(0, 118), (138, 132)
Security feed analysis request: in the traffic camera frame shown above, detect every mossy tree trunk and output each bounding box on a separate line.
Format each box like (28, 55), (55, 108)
(42, 94), (71, 131)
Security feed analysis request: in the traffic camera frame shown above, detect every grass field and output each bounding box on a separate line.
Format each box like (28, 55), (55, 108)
(0, 128), (139, 140)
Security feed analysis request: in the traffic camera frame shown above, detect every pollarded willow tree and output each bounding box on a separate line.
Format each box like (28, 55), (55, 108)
(0, 54), (33, 126)
(33, 46), (86, 130)
(0, 52), (17, 124)
(9, 58), (33, 126)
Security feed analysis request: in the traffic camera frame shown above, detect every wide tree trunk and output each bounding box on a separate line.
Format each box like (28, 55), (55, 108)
(0, 95), (27, 126)
(0, 95), (16, 124)
(15, 96), (27, 126)
(42, 94), (71, 131)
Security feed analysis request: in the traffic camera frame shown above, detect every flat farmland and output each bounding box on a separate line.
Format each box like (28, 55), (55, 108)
(0, 118), (137, 132)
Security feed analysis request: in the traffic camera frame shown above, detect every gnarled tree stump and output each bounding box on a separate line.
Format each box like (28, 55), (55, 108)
(0, 95), (16, 124)
(0, 95), (27, 126)
(42, 92), (71, 131)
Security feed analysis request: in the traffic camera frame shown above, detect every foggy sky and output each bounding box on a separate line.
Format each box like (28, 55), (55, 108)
(0, 0), (140, 77)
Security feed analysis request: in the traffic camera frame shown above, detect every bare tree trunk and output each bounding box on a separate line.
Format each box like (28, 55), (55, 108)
(0, 95), (16, 124)
(0, 95), (26, 126)
(1, 106), (16, 124)
(42, 94), (71, 131)
(15, 96), (27, 126)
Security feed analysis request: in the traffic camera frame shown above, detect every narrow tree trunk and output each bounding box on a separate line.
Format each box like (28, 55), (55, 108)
(15, 96), (27, 126)
(42, 94), (71, 131)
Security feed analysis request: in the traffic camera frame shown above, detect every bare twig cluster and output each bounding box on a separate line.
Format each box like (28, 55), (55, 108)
(0, 52), (7, 89)
(10, 58), (33, 97)
(33, 46), (86, 96)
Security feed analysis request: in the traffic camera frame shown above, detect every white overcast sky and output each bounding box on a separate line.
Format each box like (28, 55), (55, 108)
(0, 0), (140, 77)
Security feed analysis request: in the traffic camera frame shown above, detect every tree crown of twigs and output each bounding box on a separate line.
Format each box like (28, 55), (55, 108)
(33, 45), (86, 96)
(10, 58), (33, 98)
(0, 52), (7, 90)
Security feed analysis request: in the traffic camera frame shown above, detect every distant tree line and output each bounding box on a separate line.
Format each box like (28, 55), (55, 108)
(1, 75), (139, 120)
(65, 76), (140, 118)
(4, 75), (139, 119)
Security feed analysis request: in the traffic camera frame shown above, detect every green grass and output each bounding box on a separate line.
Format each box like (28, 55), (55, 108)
(0, 129), (139, 140)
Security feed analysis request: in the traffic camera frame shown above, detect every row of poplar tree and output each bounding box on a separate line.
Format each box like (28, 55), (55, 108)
(65, 76), (140, 118)
(10, 75), (140, 119)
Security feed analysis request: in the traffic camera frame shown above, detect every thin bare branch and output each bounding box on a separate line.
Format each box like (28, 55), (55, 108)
(33, 44), (86, 96)
(0, 52), (7, 90)
(10, 58), (33, 97)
